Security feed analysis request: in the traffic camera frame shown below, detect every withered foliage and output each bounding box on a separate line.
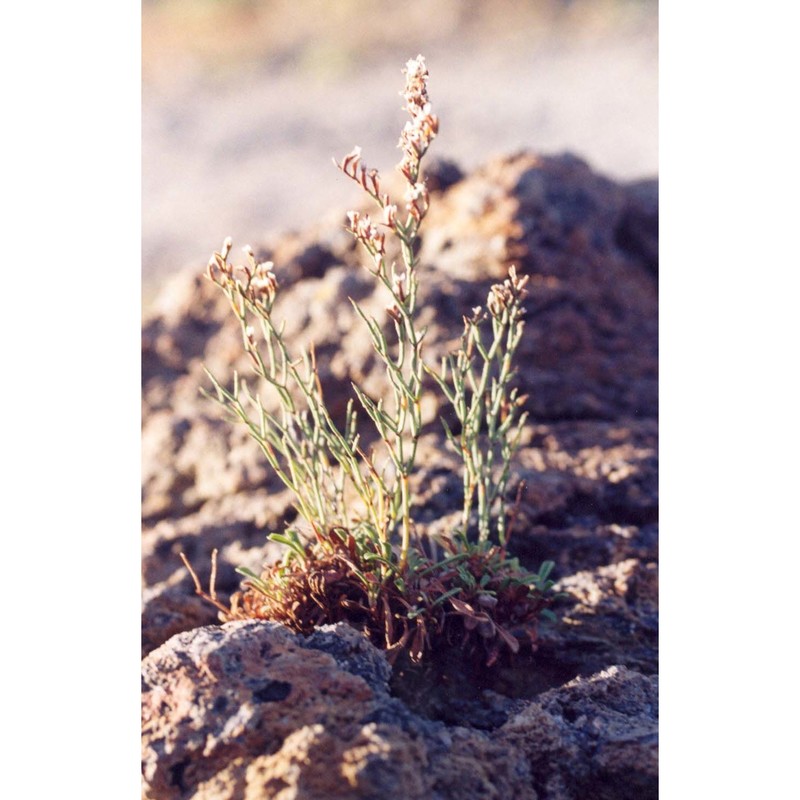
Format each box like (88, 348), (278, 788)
(183, 531), (555, 667)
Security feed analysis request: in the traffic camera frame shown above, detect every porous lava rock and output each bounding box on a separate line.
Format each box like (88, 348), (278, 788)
(142, 621), (535, 799)
(500, 665), (658, 800)
(142, 621), (656, 800)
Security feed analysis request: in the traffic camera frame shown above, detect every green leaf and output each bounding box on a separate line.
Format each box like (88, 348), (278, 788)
(429, 586), (463, 607)
(268, 533), (308, 562)
(537, 560), (555, 582)
(416, 552), (469, 577)
(235, 567), (271, 594)
(236, 566), (260, 579)
(457, 565), (476, 588)
(361, 552), (396, 570)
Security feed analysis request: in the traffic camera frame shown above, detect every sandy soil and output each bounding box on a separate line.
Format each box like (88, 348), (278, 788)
(142, 0), (657, 301)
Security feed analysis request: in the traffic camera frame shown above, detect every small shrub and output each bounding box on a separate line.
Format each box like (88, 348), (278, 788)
(183, 55), (556, 667)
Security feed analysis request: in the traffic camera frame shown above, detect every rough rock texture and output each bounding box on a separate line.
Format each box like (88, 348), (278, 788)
(142, 621), (656, 800)
(142, 151), (658, 797)
(500, 665), (658, 800)
(142, 621), (536, 800)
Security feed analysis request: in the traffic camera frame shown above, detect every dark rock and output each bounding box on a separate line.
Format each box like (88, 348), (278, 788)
(616, 179), (659, 276)
(501, 665), (658, 800)
(425, 156), (465, 193)
(539, 559), (659, 677)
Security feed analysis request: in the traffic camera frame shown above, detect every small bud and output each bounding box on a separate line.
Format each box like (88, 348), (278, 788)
(254, 260), (275, 280)
(382, 204), (398, 228)
(368, 168), (381, 196)
(340, 146), (362, 176)
(392, 271), (408, 302)
(386, 304), (402, 323)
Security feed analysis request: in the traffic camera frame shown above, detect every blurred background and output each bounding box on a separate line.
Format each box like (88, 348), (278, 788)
(143, 0), (657, 303)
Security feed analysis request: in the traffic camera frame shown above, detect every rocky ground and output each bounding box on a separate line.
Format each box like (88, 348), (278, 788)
(142, 151), (658, 798)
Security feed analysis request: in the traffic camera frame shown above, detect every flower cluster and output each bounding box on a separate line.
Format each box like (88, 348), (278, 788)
(403, 180), (430, 224)
(398, 55), (439, 186)
(337, 146), (389, 206)
(207, 237), (278, 312)
(487, 266), (530, 318)
(345, 210), (386, 269)
(337, 54), (437, 235)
